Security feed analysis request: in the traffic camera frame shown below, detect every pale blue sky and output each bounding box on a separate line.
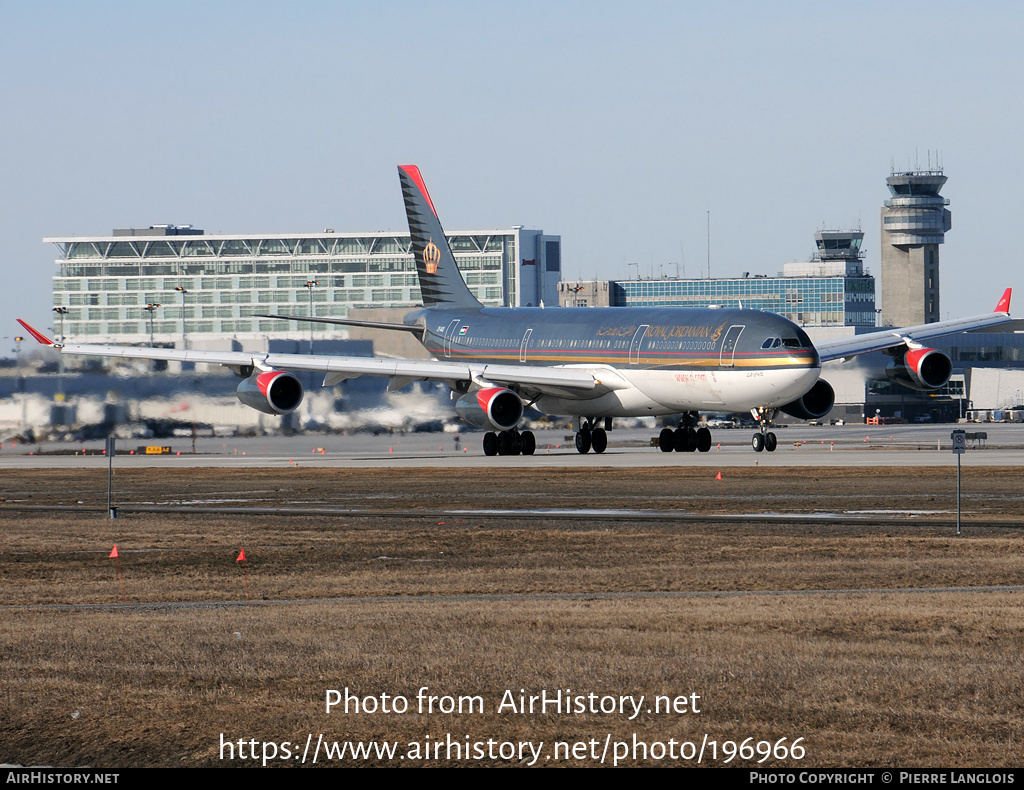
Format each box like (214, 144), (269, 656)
(3, 0), (1021, 337)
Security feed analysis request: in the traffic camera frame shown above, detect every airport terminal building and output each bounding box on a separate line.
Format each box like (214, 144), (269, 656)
(559, 230), (877, 328)
(47, 225), (561, 348)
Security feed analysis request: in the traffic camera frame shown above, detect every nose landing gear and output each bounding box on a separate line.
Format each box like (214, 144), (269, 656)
(751, 407), (778, 453)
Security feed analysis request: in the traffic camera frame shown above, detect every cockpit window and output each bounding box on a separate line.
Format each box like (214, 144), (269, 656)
(762, 337), (784, 350)
(782, 337), (802, 349)
(761, 338), (773, 349)
(772, 338), (782, 349)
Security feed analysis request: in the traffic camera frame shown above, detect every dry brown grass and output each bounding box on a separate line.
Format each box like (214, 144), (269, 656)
(1, 467), (1023, 767)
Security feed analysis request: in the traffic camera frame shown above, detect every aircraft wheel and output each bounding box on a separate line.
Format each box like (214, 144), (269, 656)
(658, 428), (674, 452)
(497, 431), (515, 456)
(673, 427), (687, 452)
(696, 427), (712, 452)
(521, 430), (536, 456)
(765, 432), (777, 452)
(752, 433), (765, 453)
(592, 427), (608, 454)
(684, 426), (698, 452)
(483, 432), (498, 456)
(575, 427), (592, 454)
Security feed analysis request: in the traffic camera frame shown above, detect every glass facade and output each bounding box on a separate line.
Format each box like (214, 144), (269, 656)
(611, 274), (876, 327)
(48, 230), (545, 342)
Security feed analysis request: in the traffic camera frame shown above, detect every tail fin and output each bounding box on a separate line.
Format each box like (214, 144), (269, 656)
(398, 166), (482, 309)
(996, 287), (1012, 314)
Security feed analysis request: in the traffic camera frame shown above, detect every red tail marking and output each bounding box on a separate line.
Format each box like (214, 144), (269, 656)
(16, 319), (54, 345)
(995, 288), (1012, 313)
(399, 165), (438, 217)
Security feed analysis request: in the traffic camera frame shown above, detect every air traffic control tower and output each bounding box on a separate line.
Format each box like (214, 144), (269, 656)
(879, 169), (951, 327)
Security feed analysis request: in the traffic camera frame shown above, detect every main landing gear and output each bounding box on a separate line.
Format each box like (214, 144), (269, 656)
(575, 417), (610, 454)
(657, 411), (712, 453)
(751, 407), (778, 453)
(482, 428), (536, 456)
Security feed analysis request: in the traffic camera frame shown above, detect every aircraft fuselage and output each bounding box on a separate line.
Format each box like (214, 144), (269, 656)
(407, 304), (821, 418)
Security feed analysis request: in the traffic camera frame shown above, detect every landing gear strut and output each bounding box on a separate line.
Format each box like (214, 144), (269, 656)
(751, 407), (778, 453)
(575, 418), (609, 454)
(482, 428), (535, 456)
(658, 412), (712, 454)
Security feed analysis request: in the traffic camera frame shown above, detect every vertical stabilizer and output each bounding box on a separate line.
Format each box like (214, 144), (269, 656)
(398, 165), (482, 309)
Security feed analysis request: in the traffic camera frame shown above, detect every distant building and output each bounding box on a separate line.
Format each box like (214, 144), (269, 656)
(47, 225), (561, 348)
(559, 230), (876, 328)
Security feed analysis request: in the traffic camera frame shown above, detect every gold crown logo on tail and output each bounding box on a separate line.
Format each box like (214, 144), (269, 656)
(423, 239), (441, 274)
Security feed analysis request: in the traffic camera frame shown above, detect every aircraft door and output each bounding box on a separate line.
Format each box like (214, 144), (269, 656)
(629, 325), (650, 365)
(719, 325), (745, 367)
(443, 319), (461, 358)
(519, 328), (533, 362)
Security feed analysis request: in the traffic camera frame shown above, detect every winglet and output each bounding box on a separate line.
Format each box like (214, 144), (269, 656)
(996, 288), (1012, 314)
(16, 319), (55, 346)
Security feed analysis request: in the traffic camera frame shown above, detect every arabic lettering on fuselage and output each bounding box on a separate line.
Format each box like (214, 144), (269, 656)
(596, 324), (724, 341)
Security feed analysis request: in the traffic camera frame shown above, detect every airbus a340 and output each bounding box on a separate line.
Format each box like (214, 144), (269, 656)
(18, 166), (1013, 457)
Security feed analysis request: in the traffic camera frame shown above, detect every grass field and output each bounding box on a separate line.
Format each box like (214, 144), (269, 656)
(1, 467), (1022, 767)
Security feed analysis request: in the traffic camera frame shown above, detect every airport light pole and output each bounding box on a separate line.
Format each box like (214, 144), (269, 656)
(174, 286), (188, 350)
(52, 306), (68, 394)
(304, 280), (319, 354)
(144, 303), (161, 347)
(52, 306), (68, 344)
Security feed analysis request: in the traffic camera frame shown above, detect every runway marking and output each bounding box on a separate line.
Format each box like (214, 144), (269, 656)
(3, 502), (1021, 528)
(5, 585), (1024, 614)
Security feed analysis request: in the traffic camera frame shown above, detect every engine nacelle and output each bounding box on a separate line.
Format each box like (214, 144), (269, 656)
(454, 387), (524, 431)
(885, 347), (952, 391)
(236, 370), (304, 415)
(780, 379), (835, 421)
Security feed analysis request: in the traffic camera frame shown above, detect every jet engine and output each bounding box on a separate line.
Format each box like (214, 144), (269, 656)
(885, 347), (953, 391)
(454, 387), (524, 431)
(780, 379), (835, 420)
(236, 370), (304, 415)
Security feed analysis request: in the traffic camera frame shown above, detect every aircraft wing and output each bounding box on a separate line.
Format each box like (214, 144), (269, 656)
(816, 288), (1013, 363)
(15, 319), (607, 397)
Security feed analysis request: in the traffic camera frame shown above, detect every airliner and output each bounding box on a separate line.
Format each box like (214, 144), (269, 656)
(18, 166), (1013, 457)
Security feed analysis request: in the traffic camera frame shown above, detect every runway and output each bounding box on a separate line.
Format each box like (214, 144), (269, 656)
(1, 424), (1021, 469)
